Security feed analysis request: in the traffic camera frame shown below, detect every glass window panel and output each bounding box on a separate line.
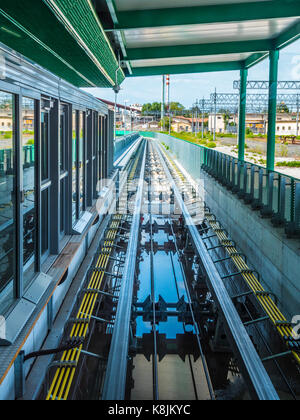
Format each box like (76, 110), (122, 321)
(0, 91), (15, 313)
(79, 112), (84, 216)
(41, 189), (49, 255)
(41, 111), (49, 181)
(72, 110), (77, 225)
(93, 112), (97, 158)
(60, 105), (67, 173)
(22, 97), (36, 287)
(60, 178), (65, 234)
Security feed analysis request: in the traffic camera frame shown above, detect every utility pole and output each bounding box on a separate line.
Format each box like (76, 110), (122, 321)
(202, 98), (205, 139)
(167, 75), (171, 135)
(213, 88), (217, 142)
(297, 94), (299, 137)
(162, 75), (166, 131)
(195, 100), (198, 136)
(124, 100), (129, 136)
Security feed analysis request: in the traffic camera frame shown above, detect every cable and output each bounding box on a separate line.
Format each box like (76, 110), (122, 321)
(24, 339), (85, 362)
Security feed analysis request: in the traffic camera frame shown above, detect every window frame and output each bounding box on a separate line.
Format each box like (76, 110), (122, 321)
(0, 77), (110, 315)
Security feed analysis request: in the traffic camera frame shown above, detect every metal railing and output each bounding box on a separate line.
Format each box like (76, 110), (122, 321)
(114, 132), (140, 161)
(147, 132), (300, 238)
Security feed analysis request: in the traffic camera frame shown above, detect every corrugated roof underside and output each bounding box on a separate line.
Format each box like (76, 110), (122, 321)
(0, 0), (124, 87)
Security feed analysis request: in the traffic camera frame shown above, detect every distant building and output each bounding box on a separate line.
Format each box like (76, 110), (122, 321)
(208, 112), (300, 136)
(208, 113), (237, 133)
(171, 116), (208, 133)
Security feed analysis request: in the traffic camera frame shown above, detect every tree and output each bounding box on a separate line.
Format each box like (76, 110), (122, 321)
(142, 101), (185, 116)
(222, 110), (231, 128)
(159, 117), (170, 130)
(169, 102), (185, 114)
(277, 102), (290, 113)
(142, 103), (153, 115)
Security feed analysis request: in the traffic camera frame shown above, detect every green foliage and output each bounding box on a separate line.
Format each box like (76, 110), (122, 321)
(207, 142), (217, 149)
(142, 101), (185, 115)
(222, 110), (231, 127)
(159, 117), (170, 130)
(276, 161), (300, 167)
(279, 144), (288, 157)
(217, 133), (236, 138)
(27, 139), (34, 145)
(277, 102), (290, 113)
(258, 158), (267, 165)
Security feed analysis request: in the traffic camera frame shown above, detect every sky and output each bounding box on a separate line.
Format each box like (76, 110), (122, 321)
(83, 39), (300, 109)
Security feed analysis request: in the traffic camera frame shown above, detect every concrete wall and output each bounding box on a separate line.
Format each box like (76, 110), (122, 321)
(202, 170), (300, 320)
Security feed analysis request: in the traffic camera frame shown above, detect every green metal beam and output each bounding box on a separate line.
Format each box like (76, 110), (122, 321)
(106, 1), (300, 30)
(267, 50), (279, 171)
(273, 20), (300, 50)
(238, 68), (248, 161)
(105, 0), (132, 76)
(244, 52), (269, 69)
(125, 61), (242, 77)
(126, 40), (271, 61)
(105, 0), (118, 25)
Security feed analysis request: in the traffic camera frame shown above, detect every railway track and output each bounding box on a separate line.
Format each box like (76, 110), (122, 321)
(128, 141), (214, 400)
(44, 137), (299, 401)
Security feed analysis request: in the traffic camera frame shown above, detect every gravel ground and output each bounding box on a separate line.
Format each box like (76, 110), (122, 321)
(218, 137), (300, 158)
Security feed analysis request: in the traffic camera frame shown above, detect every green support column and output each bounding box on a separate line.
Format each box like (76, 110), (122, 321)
(238, 68), (248, 161)
(267, 49), (279, 171)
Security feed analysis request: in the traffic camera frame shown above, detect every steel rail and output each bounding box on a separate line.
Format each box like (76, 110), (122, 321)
(46, 141), (144, 401)
(150, 142), (212, 400)
(102, 141), (147, 400)
(155, 141), (280, 401)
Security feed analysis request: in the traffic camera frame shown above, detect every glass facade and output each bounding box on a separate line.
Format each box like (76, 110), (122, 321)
(41, 188), (49, 256)
(41, 111), (49, 181)
(72, 110), (77, 225)
(22, 97), (36, 286)
(78, 112), (85, 216)
(0, 79), (109, 315)
(0, 91), (15, 313)
(60, 105), (68, 173)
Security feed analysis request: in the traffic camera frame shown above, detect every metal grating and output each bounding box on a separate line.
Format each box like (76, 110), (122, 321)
(46, 0), (124, 86)
(0, 0), (124, 88)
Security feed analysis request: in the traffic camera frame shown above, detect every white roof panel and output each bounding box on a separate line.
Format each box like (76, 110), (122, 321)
(130, 53), (253, 68)
(124, 18), (299, 48)
(115, 0), (270, 12)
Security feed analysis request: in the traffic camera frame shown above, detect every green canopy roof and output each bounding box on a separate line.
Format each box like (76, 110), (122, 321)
(98, 0), (300, 77)
(0, 1), (299, 85)
(0, 0), (124, 88)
